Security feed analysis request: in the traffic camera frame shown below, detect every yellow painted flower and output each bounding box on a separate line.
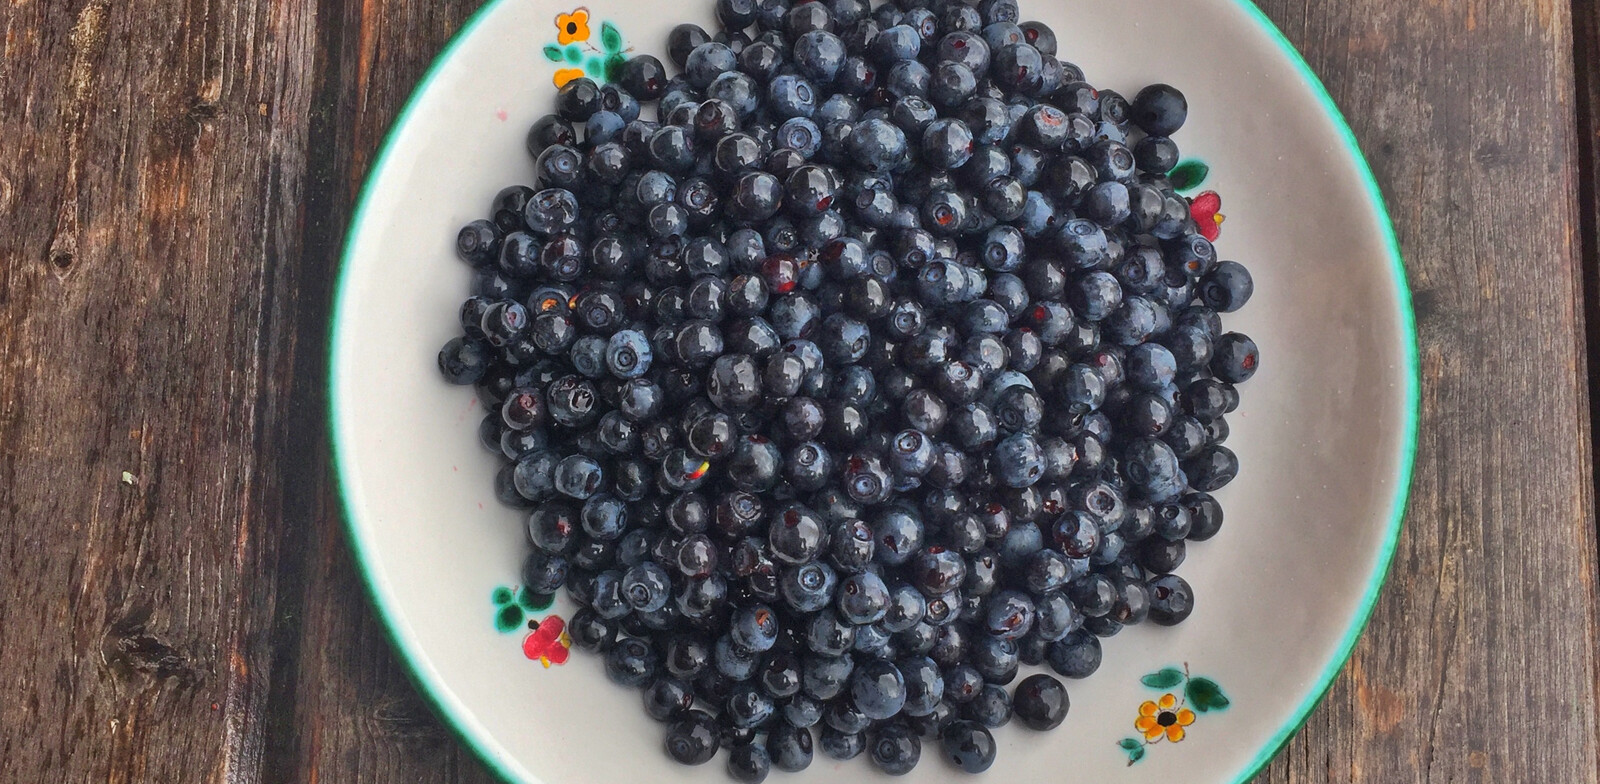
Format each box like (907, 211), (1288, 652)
(553, 68), (585, 88)
(556, 8), (591, 44)
(1135, 693), (1196, 743)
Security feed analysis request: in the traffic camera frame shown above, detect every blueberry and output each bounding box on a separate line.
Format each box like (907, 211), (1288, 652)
(438, 337), (491, 385)
(802, 653), (855, 700)
(962, 683), (1010, 728)
(1011, 673), (1069, 730)
(1131, 83), (1188, 136)
(725, 680), (777, 730)
(1186, 444), (1239, 491)
(519, 548), (568, 594)
(848, 117), (909, 173)
(871, 506), (924, 564)
(821, 727), (866, 760)
(885, 59), (931, 99)
(794, 30), (847, 83)
(768, 722), (814, 771)
(778, 692), (822, 728)
(868, 723), (921, 775)
(940, 720), (997, 773)
(769, 504), (827, 564)
(568, 608), (619, 653)
(1044, 629), (1100, 678)
(781, 561), (838, 612)
(768, 74), (818, 119)
(607, 636), (659, 687)
(580, 493), (628, 540)
(664, 710), (720, 764)
(929, 61), (977, 109)
(643, 676), (695, 722)
(553, 454), (604, 500)
(525, 117), (577, 161)
(992, 433), (1045, 488)
(871, 23), (921, 63)
(843, 658), (905, 720)
(1210, 332), (1259, 383)
(622, 561), (673, 612)
(555, 77), (601, 121)
(728, 742), (771, 783)
(837, 571), (891, 624)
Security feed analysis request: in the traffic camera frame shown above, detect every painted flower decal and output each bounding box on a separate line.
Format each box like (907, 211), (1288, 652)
(1135, 693), (1196, 743)
(522, 615), (572, 668)
(553, 68), (586, 88)
(543, 11), (631, 87)
(1190, 190), (1225, 242)
(1118, 664), (1230, 765)
(1168, 159), (1210, 193)
(555, 8), (591, 44)
(491, 585), (569, 667)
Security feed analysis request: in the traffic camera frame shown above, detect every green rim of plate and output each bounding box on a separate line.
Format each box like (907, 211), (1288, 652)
(328, 0), (1420, 781)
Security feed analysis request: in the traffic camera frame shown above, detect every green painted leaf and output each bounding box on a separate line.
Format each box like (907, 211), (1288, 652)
(542, 44), (564, 62)
(491, 586), (514, 606)
(1128, 746), (1145, 764)
(584, 57), (604, 77)
(564, 44), (582, 63)
(1169, 159), (1211, 191)
(494, 604), (525, 633)
(1141, 668), (1185, 689)
(1186, 677), (1231, 712)
(1118, 738), (1142, 751)
(517, 587), (553, 612)
(604, 54), (627, 82)
(601, 22), (623, 53)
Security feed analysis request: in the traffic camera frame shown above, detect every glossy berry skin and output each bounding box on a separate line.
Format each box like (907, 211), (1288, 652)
(1202, 260), (1255, 313)
(1046, 629), (1101, 678)
(664, 710), (721, 765)
(868, 723), (921, 775)
(992, 433), (1046, 488)
(607, 636), (659, 687)
(727, 743), (771, 783)
(849, 118), (911, 173)
(643, 676), (695, 722)
(851, 658), (908, 719)
(821, 727), (866, 760)
(1131, 83), (1188, 136)
(941, 720), (996, 773)
(1012, 673), (1069, 730)
(769, 504), (827, 564)
(768, 722), (814, 772)
(1210, 333), (1259, 383)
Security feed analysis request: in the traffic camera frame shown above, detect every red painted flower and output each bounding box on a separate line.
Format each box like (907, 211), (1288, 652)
(1190, 191), (1225, 242)
(522, 615), (571, 667)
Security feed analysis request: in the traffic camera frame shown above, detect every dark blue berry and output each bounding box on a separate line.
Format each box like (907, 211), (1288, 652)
(1131, 83), (1188, 136)
(664, 709), (720, 764)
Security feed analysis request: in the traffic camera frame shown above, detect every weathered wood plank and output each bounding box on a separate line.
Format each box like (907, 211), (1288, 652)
(1252, 0), (1600, 782)
(256, 0), (502, 781)
(0, 0), (319, 780)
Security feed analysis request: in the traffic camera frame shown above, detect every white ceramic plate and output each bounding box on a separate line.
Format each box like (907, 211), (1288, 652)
(332, 1), (1418, 781)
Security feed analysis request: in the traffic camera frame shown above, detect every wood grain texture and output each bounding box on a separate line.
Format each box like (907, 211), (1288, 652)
(0, 0), (1597, 782)
(0, 0), (318, 780)
(1252, 0), (1600, 782)
(256, 0), (502, 781)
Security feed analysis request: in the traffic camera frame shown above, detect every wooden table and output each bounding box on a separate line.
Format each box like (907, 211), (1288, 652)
(1, 0), (1596, 780)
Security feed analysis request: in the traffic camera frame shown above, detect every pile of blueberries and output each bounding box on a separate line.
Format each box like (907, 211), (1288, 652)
(437, 0), (1259, 777)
